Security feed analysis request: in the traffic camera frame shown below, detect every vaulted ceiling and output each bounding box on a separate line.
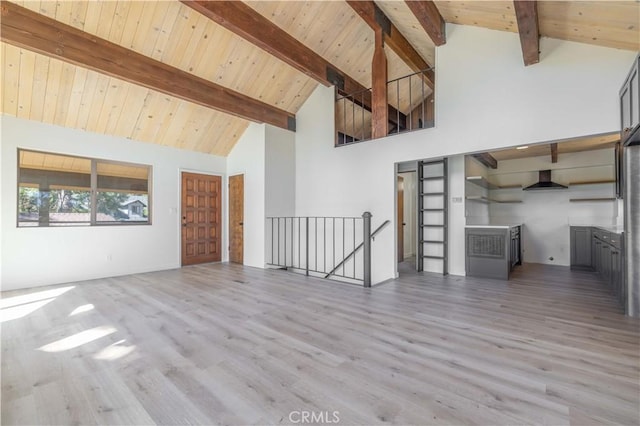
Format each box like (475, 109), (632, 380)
(2, 1), (638, 156)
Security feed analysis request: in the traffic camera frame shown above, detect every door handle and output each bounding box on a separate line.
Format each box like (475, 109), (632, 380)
(239, 222), (244, 226)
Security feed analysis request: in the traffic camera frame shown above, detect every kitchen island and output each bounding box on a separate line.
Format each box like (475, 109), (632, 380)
(465, 225), (522, 280)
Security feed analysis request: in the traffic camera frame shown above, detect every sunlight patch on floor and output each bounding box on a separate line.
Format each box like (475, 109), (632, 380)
(93, 339), (135, 361)
(0, 298), (56, 323)
(0, 286), (75, 309)
(69, 304), (94, 316)
(38, 326), (117, 352)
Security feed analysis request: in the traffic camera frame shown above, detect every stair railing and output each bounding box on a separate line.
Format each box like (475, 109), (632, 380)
(265, 212), (389, 287)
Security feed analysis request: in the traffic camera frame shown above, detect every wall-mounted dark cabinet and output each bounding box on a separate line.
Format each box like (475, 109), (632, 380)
(620, 53), (640, 146)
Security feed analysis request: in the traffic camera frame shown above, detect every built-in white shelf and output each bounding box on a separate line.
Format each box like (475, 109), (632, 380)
(466, 176), (522, 190)
(466, 176), (497, 189)
(569, 197), (616, 202)
(466, 195), (523, 204)
(569, 180), (615, 186)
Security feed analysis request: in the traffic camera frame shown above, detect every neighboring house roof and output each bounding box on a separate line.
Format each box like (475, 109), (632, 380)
(123, 196), (147, 207)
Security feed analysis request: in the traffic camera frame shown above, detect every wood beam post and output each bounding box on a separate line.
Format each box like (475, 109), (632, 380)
(513, 0), (540, 66)
(372, 30), (388, 139)
(550, 143), (558, 163)
(181, 0), (405, 129)
(0, 1), (295, 130)
(404, 1), (446, 46)
(347, 1), (435, 88)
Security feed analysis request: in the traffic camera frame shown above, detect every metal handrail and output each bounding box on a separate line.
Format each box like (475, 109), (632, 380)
(265, 212), (387, 287)
(324, 219), (390, 280)
(335, 67), (435, 146)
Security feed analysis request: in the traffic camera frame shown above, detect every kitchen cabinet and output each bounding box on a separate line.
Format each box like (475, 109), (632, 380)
(620, 53), (640, 146)
(510, 226), (521, 268)
(465, 225), (521, 280)
(572, 227), (626, 311)
(570, 226), (592, 270)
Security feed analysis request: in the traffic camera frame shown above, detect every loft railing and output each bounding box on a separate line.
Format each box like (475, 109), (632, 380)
(265, 212), (389, 287)
(335, 68), (435, 146)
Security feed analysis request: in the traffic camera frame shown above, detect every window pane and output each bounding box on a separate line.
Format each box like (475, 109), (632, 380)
(96, 161), (150, 224)
(18, 151), (92, 227)
(96, 192), (149, 223)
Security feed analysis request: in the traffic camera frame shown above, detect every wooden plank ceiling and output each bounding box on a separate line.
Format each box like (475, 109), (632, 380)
(2, 1), (638, 156)
(489, 132), (621, 161)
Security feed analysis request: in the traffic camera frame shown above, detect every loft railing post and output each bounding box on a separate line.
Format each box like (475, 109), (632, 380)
(362, 211), (372, 287)
(305, 217), (310, 276)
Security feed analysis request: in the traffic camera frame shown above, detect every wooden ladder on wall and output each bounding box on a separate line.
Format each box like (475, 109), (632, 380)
(417, 158), (448, 275)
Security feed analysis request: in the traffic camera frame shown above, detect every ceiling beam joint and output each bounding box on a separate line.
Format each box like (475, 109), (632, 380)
(550, 143), (558, 163)
(404, 1), (446, 46)
(472, 153), (498, 169)
(0, 1), (295, 130)
(346, 1), (435, 88)
(513, 0), (540, 66)
(181, 0), (407, 128)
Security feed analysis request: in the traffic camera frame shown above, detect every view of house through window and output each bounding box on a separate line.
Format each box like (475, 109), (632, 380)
(18, 150), (151, 227)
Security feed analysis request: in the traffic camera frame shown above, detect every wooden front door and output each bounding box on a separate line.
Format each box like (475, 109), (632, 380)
(398, 175), (404, 262)
(229, 174), (244, 264)
(181, 172), (221, 266)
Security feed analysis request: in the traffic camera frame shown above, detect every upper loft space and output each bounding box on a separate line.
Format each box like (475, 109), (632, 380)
(1, 1), (638, 155)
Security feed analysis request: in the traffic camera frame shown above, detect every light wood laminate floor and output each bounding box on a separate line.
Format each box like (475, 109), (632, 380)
(2, 263), (639, 425)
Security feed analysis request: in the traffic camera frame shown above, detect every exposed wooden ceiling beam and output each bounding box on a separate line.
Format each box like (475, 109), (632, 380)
(513, 0), (540, 66)
(372, 29), (388, 139)
(181, 0), (405, 128)
(346, 1), (435, 89)
(0, 1), (295, 131)
(550, 143), (558, 163)
(404, 1), (446, 46)
(472, 152), (498, 169)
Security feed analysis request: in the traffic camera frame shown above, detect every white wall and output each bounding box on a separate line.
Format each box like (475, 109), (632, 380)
(265, 126), (295, 217)
(227, 123), (266, 269)
(1, 115), (226, 291)
(227, 123), (296, 269)
(487, 149), (617, 266)
(294, 24), (636, 284)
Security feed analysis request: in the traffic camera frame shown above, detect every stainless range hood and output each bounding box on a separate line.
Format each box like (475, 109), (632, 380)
(523, 170), (568, 191)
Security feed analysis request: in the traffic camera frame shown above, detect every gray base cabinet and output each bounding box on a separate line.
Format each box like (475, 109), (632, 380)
(570, 226), (626, 311)
(465, 225), (521, 280)
(570, 226), (592, 270)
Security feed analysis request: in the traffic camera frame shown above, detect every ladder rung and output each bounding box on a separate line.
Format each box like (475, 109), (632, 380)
(422, 240), (444, 244)
(423, 255), (445, 259)
(421, 192), (444, 196)
(422, 224), (445, 228)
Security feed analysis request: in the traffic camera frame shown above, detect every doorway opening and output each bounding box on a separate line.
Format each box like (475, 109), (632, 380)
(396, 158), (449, 277)
(397, 165), (418, 275)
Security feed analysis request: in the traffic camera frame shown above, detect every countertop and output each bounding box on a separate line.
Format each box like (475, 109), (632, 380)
(575, 225), (625, 234)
